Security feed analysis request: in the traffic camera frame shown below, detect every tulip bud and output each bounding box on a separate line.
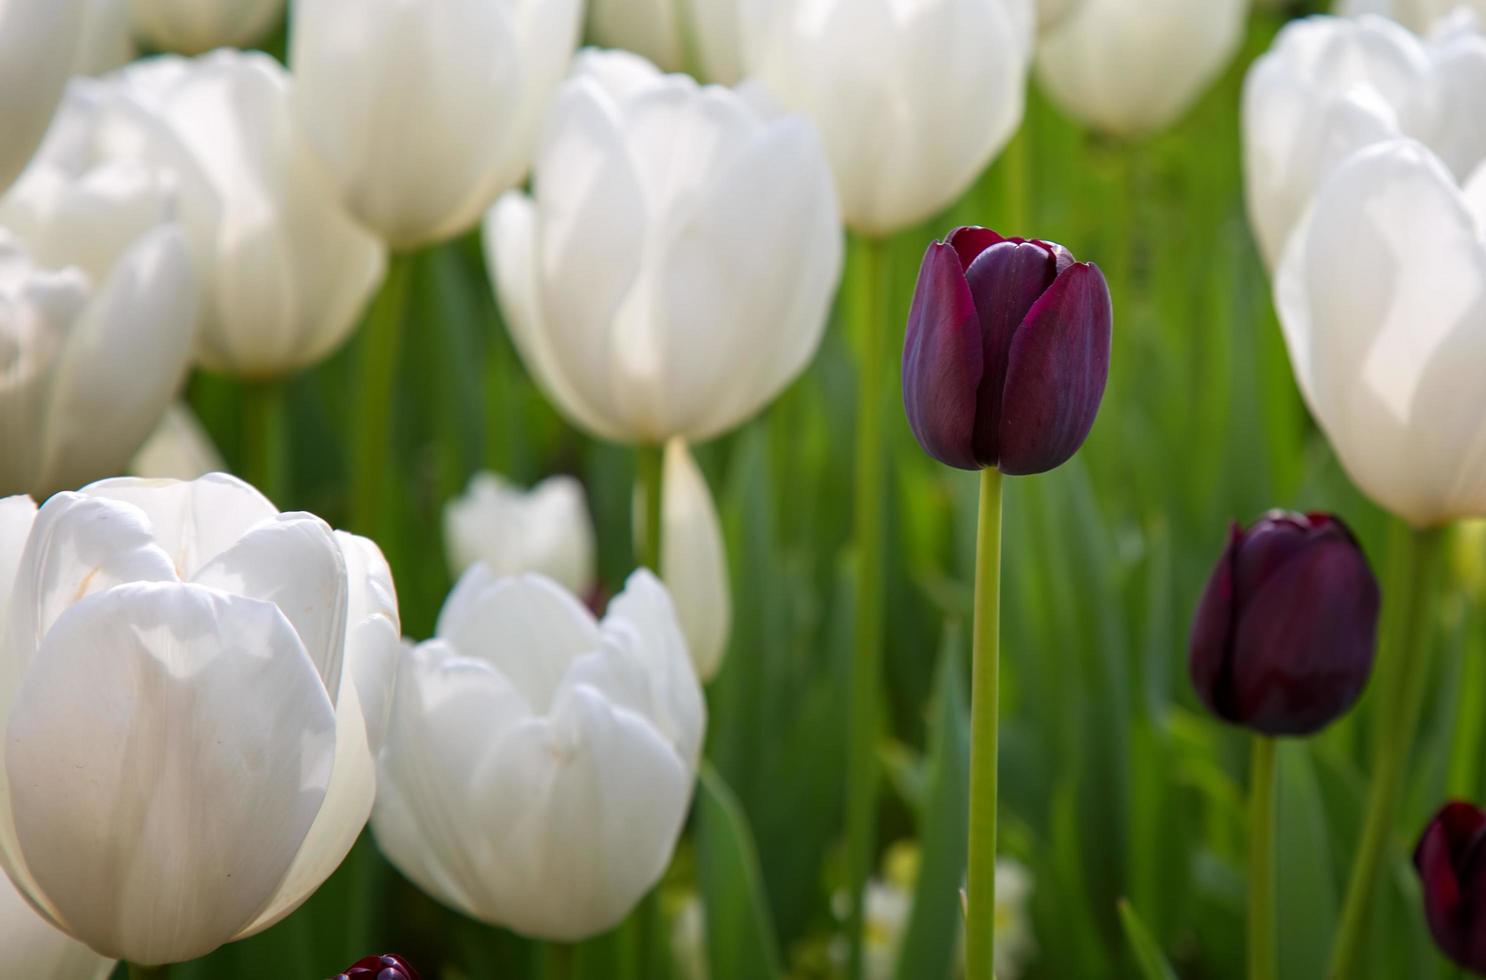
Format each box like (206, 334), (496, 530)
(1414, 800), (1486, 973)
(1189, 512), (1381, 736)
(902, 227), (1112, 475)
(334, 953), (422, 980)
(0, 0), (87, 197)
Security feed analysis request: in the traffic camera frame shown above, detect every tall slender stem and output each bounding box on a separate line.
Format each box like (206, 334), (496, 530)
(1248, 736), (1278, 980)
(637, 443), (664, 572)
(1328, 522), (1446, 980)
(965, 467), (1005, 980)
(544, 942), (576, 980)
(241, 379), (285, 501)
(127, 964), (169, 980)
(351, 252), (416, 535)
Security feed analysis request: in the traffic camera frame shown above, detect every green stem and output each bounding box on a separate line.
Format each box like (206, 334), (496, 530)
(637, 443), (664, 572)
(965, 467), (1004, 980)
(1328, 522), (1446, 980)
(350, 252), (416, 535)
(999, 124), (1031, 236)
(127, 964), (169, 980)
(241, 379), (285, 502)
(1248, 736), (1278, 980)
(844, 235), (889, 980)
(544, 942), (576, 980)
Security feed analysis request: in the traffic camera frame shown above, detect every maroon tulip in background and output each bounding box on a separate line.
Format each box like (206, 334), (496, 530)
(332, 953), (422, 980)
(1415, 801), (1486, 973)
(1189, 511), (1380, 736)
(902, 226), (1112, 475)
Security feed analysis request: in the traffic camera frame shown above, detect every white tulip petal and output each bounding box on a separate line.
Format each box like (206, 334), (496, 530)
(0, 0), (87, 195)
(443, 472), (596, 593)
(130, 402), (225, 482)
(130, 0), (286, 54)
(337, 530), (401, 750)
(0, 496), (39, 616)
(659, 440), (730, 681)
(5, 581), (335, 964)
(72, 0), (135, 76)
(0, 872), (114, 980)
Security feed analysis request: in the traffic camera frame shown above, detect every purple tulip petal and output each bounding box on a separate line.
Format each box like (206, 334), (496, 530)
(902, 241), (983, 470)
(964, 242), (1059, 467)
(995, 262), (1112, 476)
(1188, 523), (1242, 722)
(1414, 802), (1486, 971)
(947, 226), (1007, 270)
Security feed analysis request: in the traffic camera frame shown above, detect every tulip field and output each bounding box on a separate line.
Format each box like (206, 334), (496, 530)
(5, 0), (1486, 978)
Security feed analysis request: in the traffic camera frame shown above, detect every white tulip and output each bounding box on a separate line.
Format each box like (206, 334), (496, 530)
(73, 0), (136, 76)
(487, 50), (842, 443)
(373, 567), (705, 941)
(1245, 12), (1486, 268)
(129, 0), (284, 54)
(0, 866), (114, 980)
(290, 0), (583, 250)
(0, 473), (400, 965)
(117, 51), (387, 377)
(587, 0), (747, 82)
(1036, 0), (1250, 138)
(0, 0), (87, 197)
(130, 402), (224, 480)
(1275, 139), (1486, 527)
(1337, 0), (1486, 31)
(444, 471), (596, 595)
(660, 439), (730, 681)
(0, 91), (199, 496)
(740, 0), (1033, 236)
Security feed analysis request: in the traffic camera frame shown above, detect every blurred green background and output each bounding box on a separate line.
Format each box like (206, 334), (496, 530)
(162, 2), (1484, 977)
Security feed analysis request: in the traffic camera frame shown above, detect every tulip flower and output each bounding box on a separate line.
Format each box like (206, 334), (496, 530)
(1275, 139), (1486, 528)
(443, 471), (596, 596)
(486, 49), (842, 444)
(335, 953), (422, 980)
(0, 872), (114, 980)
(73, 0), (134, 76)
(129, 0), (283, 53)
(0, 473), (401, 966)
(587, 0), (746, 83)
(1189, 512), (1381, 735)
(1036, 0), (1249, 137)
(1244, 12), (1486, 268)
(902, 228), (1113, 476)
(660, 439), (731, 681)
(1414, 801), (1486, 973)
(0, 0), (86, 197)
(0, 99), (199, 496)
(740, 0), (1033, 236)
(1338, 0), (1486, 31)
(372, 568), (705, 941)
(130, 402), (224, 481)
(290, 0), (582, 251)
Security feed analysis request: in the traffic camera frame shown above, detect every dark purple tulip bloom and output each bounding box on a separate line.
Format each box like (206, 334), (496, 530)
(332, 953), (422, 980)
(1188, 511), (1380, 736)
(902, 226), (1112, 475)
(1415, 801), (1486, 972)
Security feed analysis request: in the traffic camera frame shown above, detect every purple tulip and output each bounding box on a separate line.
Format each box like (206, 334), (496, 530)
(902, 226), (1112, 475)
(1189, 511), (1380, 736)
(332, 953), (422, 980)
(1414, 801), (1486, 972)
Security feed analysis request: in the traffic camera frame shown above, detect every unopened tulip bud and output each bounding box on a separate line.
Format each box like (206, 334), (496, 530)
(1189, 512), (1381, 736)
(334, 953), (421, 980)
(1414, 801), (1486, 973)
(902, 227), (1112, 475)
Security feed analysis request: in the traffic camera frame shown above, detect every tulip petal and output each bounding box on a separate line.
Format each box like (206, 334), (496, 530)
(0, 871), (114, 980)
(1414, 801), (1486, 970)
(660, 439), (731, 682)
(996, 262), (1112, 476)
(0, 496), (39, 616)
(5, 581), (335, 965)
(902, 242), (983, 470)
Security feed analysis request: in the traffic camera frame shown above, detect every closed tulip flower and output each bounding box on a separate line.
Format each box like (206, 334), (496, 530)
(443, 471), (596, 595)
(129, 0), (283, 54)
(1036, 0), (1249, 137)
(372, 568), (705, 941)
(487, 50), (842, 443)
(1275, 139), (1486, 526)
(902, 228), (1112, 475)
(1245, 12), (1486, 268)
(0, 474), (401, 966)
(659, 439), (731, 681)
(0, 0), (86, 196)
(587, 0), (746, 83)
(291, 0), (582, 251)
(1189, 512), (1380, 736)
(740, 0), (1033, 236)
(1414, 801), (1486, 972)
(335, 953), (422, 980)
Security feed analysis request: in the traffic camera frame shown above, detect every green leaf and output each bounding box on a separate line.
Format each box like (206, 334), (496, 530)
(697, 763), (784, 980)
(1118, 899), (1179, 980)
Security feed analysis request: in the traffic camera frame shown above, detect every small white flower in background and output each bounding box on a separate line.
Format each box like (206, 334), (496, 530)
(1276, 138), (1486, 527)
(0, 0), (87, 197)
(372, 567), (705, 941)
(291, 0), (583, 250)
(129, 0), (284, 55)
(443, 471), (596, 595)
(1245, 11), (1486, 268)
(1337, 0), (1486, 32)
(73, 0), (135, 76)
(130, 402), (224, 481)
(660, 439), (731, 681)
(587, 0), (747, 82)
(740, 0), (1033, 236)
(487, 49), (842, 444)
(0, 88), (199, 496)
(0, 474), (400, 965)
(1036, 0), (1250, 138)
